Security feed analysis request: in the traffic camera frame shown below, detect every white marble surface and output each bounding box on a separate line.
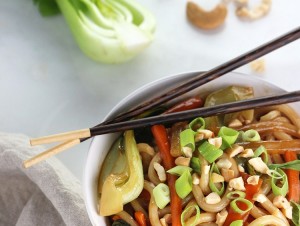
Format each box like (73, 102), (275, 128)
(1, 0), (300, 180)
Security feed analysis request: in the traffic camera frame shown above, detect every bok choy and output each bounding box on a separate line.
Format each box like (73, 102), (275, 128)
(34, 0), (156, 63)
(99, 130), (144, 216)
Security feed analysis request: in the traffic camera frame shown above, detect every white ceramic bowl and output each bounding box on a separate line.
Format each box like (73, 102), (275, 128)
(83, 71), (291, 225)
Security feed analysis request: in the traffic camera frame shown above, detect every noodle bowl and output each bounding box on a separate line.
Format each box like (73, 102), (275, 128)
(83, 72), (299, 226)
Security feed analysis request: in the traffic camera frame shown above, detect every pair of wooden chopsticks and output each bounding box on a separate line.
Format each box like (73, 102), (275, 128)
(24, 26), (300, 168)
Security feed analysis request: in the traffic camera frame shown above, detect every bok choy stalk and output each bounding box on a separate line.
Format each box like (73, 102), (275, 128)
(99, 130), (144, 216)
(35, 0), (156, 63)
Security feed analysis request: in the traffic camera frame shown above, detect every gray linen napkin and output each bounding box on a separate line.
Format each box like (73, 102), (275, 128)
(0, 132), (92, 226)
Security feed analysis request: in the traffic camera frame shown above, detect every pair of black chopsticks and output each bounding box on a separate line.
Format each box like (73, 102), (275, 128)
(24, 26), (300, 168)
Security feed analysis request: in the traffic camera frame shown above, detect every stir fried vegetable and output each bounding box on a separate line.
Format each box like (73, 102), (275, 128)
(99, 130), (144, 216)
(98, 86), (300, 226)
(34, 0), (156, 63)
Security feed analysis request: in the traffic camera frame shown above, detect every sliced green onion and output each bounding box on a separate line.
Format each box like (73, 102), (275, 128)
(209, 162), (225, 196)
(175, 170), (192, 199)
(189, 117), (205, 132)
(190, 157), (201, 173)
(269, 160), (300, 171)
(254, 145), (268, 164)
(153, 183), (170, 209)
(218, 126), (239, 150)
(270, 168), (289, 196)
(230, 198), (253, 214)
(242, 129), (261, 142)
(167, 166), (193, 176)
(230, 220), (243, 226)
(198, 141), (223, 163)
(180, 129), (196, 152)
(226, 191), (246, 200)
(167, 166), (193, 199)
(291, 201), (300, 226)
(181, 204), (201, 226)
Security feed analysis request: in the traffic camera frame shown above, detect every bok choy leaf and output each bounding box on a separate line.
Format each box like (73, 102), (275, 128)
(34, 0), (156, 63)
(99, 130), (144, 216)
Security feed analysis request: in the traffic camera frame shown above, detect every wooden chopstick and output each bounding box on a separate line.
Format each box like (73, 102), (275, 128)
(24, 27), (300, 168)
(24, 90), (300, 168)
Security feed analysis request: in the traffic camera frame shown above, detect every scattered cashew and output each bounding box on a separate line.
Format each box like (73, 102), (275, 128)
(235, 0), (272, 20)
(186, 1), (228, 30)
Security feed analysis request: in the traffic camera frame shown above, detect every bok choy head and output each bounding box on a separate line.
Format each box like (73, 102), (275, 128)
(36, 0), (156, 63)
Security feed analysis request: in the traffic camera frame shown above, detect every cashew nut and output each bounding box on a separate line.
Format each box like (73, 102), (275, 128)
(186, 1), (228, 30)
(235, 0), (272, 20)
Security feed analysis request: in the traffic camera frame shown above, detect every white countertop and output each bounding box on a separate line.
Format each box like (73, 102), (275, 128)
(1, 0), (300, 180)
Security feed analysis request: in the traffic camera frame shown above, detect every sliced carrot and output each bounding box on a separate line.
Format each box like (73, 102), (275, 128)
(151, 125), (182, 226)
(135, 211), (147, 226)
(151, 125), (173, 170)
(284, 151), (300, 203)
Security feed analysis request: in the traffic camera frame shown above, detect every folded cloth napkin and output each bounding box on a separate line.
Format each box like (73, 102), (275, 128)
(0, 132), (92, 226)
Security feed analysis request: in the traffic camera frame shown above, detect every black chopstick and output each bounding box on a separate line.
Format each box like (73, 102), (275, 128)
(25, 27), (300, 168)
(89, 90), (300, 137)
(101, 26), (300, 124)
(25, 90), (300, 168)
(80, 26), (300, 143)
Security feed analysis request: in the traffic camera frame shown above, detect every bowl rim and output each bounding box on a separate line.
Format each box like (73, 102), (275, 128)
(83, 71), (287, 225)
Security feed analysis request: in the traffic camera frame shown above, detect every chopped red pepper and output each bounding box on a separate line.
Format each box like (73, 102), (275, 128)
(163, 96), (203, 114)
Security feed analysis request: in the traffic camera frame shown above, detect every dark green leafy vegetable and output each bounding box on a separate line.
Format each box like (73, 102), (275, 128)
(33, 0), (60, 16)
(269, 160), (300, 171)
(112, 219), (130, 226)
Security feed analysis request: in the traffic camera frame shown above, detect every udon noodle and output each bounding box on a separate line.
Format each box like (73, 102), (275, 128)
(98, 86), (300, 226)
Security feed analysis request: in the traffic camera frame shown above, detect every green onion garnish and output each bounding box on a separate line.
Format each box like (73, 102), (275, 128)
(190, 157), (201, 173)
(189, 117), (205, 132)
(229, 220), (243, 226)
(218, 126), (239, 150)
(181, 204), (201, 226)
(242, 129), (261, 142)
(167, 165), (193, 176)
(175, 170), (192, 199)
(291, 201), (300, 226)
(153, 183), (170, 209)
(270, 168), (289, 196)
(167, 166), (193, 199)
(180, 129), (196, 153)
(230, 198), (253, 214)
(226, 191), (246, 200)
(198, 141), (223, 163)
(254, 145), (268, 164)
(209, 162), (225, 196)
